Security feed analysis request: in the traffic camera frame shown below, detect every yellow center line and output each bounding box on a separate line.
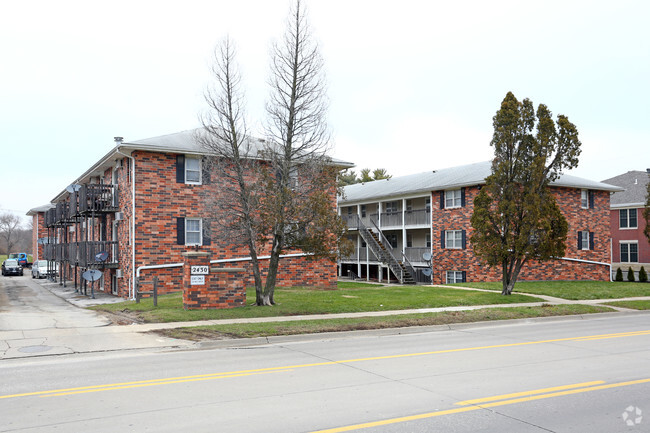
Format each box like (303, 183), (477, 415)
(2, 329), (649, 400)
(312, 378), (650, 433)
(455, 380), (605, 406)
(42, 369), (293, 397)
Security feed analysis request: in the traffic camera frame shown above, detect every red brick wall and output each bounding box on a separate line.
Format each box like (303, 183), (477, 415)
(31, 213), (49, 261)
(431, 186), (611, 284)
(611, 207), (650, 264)
(125, 151), (338, 297)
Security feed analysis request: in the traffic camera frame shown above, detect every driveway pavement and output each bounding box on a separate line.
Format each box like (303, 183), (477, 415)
(0, 274), (192, 359)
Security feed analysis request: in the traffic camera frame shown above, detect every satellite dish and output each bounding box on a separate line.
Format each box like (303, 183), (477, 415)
(66, 184), (82, 193)
(422, 252), (433, 261)
(82, 269), (103, 282)
(95, 251), (109, 262)
(422, 268), (433, 277)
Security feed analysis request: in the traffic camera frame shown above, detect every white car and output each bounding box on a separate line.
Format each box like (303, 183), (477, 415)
(31, 260), (57, 279)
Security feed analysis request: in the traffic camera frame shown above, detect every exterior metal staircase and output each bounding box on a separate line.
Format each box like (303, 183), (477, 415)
(351, 216), (416, 285)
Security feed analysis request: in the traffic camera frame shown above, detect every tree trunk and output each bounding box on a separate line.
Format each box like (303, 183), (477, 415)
(262, 231), (283, 305)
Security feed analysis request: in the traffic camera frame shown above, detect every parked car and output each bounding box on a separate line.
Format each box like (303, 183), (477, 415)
(2, 259), (24, 276)
(31, 260), (58, 279)
(8, 253), (32, 268)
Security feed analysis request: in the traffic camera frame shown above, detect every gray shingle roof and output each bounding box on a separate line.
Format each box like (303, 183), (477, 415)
(602, 170), (650, 207)
(26, 204), (55, 216)
(125, 128), (354, 168)
(340, 161), (623, 204)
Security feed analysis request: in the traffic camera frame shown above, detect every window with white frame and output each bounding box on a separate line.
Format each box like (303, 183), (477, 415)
(425, 197), (431, 212)
(425, 233), (431, 248)
(620, 242), (638, 263)
(445, 189), (462, 208)
(406, 200), (413, 211)
(446, 271), (465, 284)
(185, 218), (202, 245)
(185, 157), (201, 184)
(619, 209), (638, 229)
(385, 201), (398, 213)
(288, 166), (299, 189)
(386, 234), (398, 248)
(579, 230), (590, 250)
(580, 189), (588, 209)
(445, 230), (463, 249)
(406, 234), (413, 248)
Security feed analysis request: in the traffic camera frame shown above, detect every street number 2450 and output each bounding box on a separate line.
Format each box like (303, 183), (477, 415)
(191, 266), (209, 275)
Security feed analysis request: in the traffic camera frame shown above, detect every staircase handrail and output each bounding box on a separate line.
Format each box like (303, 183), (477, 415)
(369, 219), (417, 282)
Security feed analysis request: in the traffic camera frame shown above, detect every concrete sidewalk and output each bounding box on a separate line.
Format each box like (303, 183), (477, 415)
(3, 279), (649, 360)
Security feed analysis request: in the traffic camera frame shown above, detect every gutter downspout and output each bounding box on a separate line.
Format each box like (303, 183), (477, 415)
(115, 143), (137, 299)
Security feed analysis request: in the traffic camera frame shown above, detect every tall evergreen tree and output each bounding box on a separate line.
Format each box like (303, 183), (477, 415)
(471, 92), (581, 295)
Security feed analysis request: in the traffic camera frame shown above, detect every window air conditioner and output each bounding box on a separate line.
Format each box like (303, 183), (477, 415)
(116, 269), (123, 278)
(115, 212), (124, 221)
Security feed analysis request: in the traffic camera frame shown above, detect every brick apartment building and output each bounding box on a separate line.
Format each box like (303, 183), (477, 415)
(602, 170), (650, 279)
(338, 161), (622, 285)
(28, 129), (352, 299)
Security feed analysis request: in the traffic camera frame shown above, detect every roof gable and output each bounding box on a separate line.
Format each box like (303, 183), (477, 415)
(602, 170), (650, 207)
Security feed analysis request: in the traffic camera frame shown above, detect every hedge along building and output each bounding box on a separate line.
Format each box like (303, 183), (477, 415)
(30, 129), (353, 299)
(338, 161), (623, 285)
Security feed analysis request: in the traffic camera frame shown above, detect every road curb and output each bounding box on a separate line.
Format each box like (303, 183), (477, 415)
(191, 309), (650, 350)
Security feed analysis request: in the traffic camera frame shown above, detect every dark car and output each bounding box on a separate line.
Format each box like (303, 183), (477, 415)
(2, 259), (24, 276)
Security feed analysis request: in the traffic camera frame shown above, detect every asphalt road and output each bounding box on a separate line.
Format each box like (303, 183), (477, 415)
(1, 312), (649, 432)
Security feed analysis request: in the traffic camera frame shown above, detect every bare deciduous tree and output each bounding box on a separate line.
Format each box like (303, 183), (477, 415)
(199, 1), (350, 307)
(0, 212), (23, 255)
(197, 38), (266, 305)
(258, 0), (342, 305)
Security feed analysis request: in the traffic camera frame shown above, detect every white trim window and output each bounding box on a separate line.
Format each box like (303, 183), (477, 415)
(620, 242), (638, 263)
(385, 201), (398, 213)
(445, 189), (462, 208)
(619, 209), (638, 229)
(185, 218), (202, 245)
(445, 230), (463, 249)
(580, 189), (589, 209)
(425, 233), (431, 248)
(446, 271), (465, 284)
(185, 157), (201, 184)
(580, 231), (590, 250)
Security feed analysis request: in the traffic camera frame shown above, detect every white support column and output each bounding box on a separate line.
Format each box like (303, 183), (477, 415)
(402, 198), (407, 258)
(357, 234), (361, 279)
(377, 201), (382, 228)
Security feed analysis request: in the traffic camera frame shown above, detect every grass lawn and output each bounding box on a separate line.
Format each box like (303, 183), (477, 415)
(603, 300), (650, 310)
(91, 283), (543, 323)
(450, 281), (650, 300)
(153, 304), (613, 340)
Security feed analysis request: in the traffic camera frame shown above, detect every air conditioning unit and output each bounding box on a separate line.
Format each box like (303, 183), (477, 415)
(115, 212), (124, 221)
(116, 159), (123, 169)
(116, 269), (123, 278)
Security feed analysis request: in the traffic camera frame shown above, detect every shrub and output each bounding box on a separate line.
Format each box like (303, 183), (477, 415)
(615, 267), (623, 282)
(627, 268), (636, 282)
(639, 266), (648, 283)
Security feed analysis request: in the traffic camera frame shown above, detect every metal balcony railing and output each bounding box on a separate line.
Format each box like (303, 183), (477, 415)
(79, 184), (119, 214)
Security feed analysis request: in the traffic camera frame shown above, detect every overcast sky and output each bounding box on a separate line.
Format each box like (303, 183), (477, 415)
(2, 0), (648, 224)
